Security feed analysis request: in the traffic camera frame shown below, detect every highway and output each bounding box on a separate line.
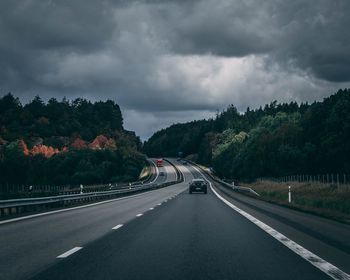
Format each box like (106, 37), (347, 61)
(0, 159), (180, 280)
(0, 160), (349, 280)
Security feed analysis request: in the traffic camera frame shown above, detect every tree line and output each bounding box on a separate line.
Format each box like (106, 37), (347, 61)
(0, 94), (145, 187)
(144, 89), (350, 180)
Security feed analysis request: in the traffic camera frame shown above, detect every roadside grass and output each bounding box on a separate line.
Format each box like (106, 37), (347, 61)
(242, 181), (350, 223)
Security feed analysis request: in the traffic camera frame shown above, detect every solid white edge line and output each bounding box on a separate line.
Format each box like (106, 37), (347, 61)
(57, 247), (83, 258)
(209, 180), (350, 280)
(136, 213), (143, 217)
(112, 224), (123, 230)
(149, 159), (159, 184)
(0, 191), (151, 226)
(189, 164), (350, 280)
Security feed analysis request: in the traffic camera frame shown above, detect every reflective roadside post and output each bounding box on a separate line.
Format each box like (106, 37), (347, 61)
(80, 184), (83, 194)
(288, 186), (291, 203)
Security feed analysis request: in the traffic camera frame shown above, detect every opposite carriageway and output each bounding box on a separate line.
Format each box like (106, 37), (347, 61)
(0, 158), (183, 220)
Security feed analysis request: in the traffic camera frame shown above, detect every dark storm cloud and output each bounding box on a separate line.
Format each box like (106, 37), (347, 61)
(146, 0), (350, 82)
(0, 0), (117, 96)
(0, 0), (349, 139)
(0, 0), (116, 50)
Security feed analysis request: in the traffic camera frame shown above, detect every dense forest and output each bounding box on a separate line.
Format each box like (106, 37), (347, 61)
(144, 89), (350, 180)
(0, 94), (146, 187)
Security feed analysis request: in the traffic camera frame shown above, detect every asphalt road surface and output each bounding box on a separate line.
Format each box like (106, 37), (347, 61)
(1, 160), (348, 280)
(0, 160), (181, 280)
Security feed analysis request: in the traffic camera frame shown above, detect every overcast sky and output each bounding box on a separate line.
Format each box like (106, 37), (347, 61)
(1, 0), (350, 140)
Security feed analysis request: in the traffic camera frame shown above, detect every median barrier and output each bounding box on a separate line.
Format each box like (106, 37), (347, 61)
(0, 159), (184, 219)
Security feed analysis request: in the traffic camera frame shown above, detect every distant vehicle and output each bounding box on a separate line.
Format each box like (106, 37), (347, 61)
(189, 178), (207, 194)
(156, 159), (163, 167)
(182, 160), (188, 165)
(159, 171), (165, 176)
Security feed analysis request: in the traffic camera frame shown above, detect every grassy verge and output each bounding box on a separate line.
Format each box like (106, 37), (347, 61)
(242, 181), (350, 224)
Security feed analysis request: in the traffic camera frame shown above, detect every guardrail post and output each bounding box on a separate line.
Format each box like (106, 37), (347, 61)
(288, 186), (291, 203)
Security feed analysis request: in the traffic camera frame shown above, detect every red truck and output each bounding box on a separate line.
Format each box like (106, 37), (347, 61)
(156, 159), (163, 167)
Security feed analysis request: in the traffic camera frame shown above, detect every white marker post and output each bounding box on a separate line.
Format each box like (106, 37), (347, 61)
(80, 184), (83, 194)
(288, 186), (291, 203)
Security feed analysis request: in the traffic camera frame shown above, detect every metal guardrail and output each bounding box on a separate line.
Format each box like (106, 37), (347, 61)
(0, 158), (183, 218)
(0, 159), (157, 198)
(163, 158), (184, 184)
(216, 180), (260, 196)
(1, 183), (151, 210)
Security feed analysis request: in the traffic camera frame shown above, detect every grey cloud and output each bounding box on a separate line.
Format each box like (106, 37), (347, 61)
(0, 0), (116, 51)
(165, 1), (276, 57)
(0, 0), (118, 95)
(0, 0), (350, 139)
(139, 0), (350, 82)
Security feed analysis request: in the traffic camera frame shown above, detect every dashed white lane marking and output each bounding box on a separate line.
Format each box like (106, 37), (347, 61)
(157, 203), (162, 206)
(112, 224), (123, 230)
(136, 213), (143, 217)
(57, 247), (83, 258)
(149, 207), (154, 210)
(208, 181), (350, 280)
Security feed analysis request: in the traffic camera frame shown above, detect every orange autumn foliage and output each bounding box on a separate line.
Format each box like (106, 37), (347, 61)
(18, 139), (30, 156)
(31, 144), (60, 158)
(71, 137), (87, 149)
(89, 135), (117, 150)
(15, 135), (117, 158)
(62, 146), (69, 153)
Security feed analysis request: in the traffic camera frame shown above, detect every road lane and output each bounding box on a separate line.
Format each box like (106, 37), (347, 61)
(149, 158), (177, 185)
(30, 162), (333, 280)
(0, 160), (187, 280)
(199, 168), (350, 274)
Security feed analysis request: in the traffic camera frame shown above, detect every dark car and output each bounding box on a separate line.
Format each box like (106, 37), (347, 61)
(189, 178), (207, 194)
